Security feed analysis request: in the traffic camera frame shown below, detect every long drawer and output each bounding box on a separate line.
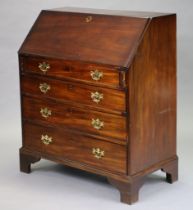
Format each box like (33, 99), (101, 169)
(23, 122), (127, 174)
(21, 74), (126, 114)
(22, 96), (127, 140)
(21, 56), (123, 88)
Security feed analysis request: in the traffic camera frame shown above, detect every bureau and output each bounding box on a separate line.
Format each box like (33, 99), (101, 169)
(18, 7), (178, 204)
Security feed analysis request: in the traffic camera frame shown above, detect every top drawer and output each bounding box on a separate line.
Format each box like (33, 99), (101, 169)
(20, 56), (125, 88)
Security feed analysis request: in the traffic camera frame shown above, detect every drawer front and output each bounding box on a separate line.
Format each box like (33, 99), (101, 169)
(21, 56), (121, 88)
(21, 75), (126, 113)
(23, 122), (127, 174)
(22, 96), (127, 140)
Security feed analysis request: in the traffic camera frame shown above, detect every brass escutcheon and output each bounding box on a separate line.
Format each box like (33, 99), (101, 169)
(40, 107), (52, 118)
(38, 62), (50, 73)
(91, 118), (104, 130)
(85, 16), (93, 23)
(92, 148), (105, 159)
(90, 70), (103, 81)
(39, 83), (51, 94)
(41, 135), (52, 145)
(91, 91), (103, 103)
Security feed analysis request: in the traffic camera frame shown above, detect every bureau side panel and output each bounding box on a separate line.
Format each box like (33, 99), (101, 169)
(128, 15), (177, 175)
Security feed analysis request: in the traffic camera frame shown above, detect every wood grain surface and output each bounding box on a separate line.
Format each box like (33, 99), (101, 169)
(23, 122), (127, 174)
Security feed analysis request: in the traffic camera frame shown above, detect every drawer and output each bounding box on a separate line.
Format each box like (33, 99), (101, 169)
(21, 75), (126, 114)
(22, 96), (127, 140)
(21, 56), (123, 88)
(23, 122), (127, 174)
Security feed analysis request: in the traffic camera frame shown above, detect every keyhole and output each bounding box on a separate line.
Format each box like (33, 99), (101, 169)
(67, 84), (74, 90)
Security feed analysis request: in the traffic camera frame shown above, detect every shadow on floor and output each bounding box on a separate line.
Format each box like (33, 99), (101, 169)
(33, 161), (167, 187)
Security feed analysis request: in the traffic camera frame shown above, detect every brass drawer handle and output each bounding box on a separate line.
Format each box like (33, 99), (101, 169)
(90, 70), (103, 81)
(91, 118), (104, 130)
(91, 91), (103, 103)
(40, 107), (52, 118)
(38, 62), (50, 73)
(41, 135), (52, 145)
(92, 148), (105, 159)
(39, 83), (51, 94)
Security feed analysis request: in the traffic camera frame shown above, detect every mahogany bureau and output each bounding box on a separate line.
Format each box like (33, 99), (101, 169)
(18, 7), (178, 204)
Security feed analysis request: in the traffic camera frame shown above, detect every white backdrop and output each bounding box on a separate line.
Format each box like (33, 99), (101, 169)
(0, 1), (193, 210)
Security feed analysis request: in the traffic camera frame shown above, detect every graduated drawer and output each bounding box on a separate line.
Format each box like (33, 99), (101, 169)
(21, 75), (126, 114)
(22, 96), (127, 140)
(21, 56), (123, 88)
(23, 122), (127, 174)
